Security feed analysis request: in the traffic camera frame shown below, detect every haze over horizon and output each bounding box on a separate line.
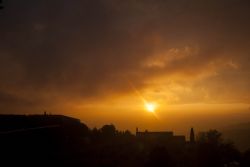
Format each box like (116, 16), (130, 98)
(0, 0), (250, 134)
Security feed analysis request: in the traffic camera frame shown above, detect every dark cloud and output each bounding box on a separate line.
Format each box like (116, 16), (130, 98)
(0, 0), (250, 113)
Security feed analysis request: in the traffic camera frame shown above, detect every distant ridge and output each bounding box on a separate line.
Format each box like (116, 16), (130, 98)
(221, 122), (250, 151)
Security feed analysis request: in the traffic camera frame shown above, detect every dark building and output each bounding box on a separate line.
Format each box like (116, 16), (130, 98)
(136, 128), (174, 139)
(136, 128), (186, 147)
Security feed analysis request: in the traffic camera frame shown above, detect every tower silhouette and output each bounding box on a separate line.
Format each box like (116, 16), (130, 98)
(190, 127), (195, 143)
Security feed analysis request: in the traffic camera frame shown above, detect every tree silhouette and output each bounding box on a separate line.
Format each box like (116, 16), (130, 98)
(196, 130), (240, 167)
(100, 124), (116, 138)
(197, 129), (222, 145)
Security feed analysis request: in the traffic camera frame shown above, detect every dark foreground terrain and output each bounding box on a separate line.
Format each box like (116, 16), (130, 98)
(0, 114), (250, 167)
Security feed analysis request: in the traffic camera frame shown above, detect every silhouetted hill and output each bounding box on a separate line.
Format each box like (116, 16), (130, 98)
(221, 122), (250, 151)
(0, 114), (88, 134)
(0, 114), (90, 167)
(0, 114), (249, 167)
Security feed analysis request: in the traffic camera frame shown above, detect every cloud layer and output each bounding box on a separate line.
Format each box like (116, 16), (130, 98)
(0, 0), (250, 113)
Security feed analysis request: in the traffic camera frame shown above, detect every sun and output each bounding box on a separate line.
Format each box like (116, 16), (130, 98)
(145, 102), (156, 113)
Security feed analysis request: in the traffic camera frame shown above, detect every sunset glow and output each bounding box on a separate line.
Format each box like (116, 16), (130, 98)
(145, 102), (157, 113)
(1, 1), (250, 165)
(0, 0), (249, 135)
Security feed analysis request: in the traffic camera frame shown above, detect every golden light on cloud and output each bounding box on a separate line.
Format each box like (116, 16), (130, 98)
(128, 81), (160, 114)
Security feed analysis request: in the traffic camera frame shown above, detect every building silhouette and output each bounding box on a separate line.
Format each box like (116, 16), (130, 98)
(136, 127), (186, 146)
(190, 127), (195, 143)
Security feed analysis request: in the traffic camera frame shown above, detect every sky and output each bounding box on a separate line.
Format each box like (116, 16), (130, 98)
(0, 0), (250, 134)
